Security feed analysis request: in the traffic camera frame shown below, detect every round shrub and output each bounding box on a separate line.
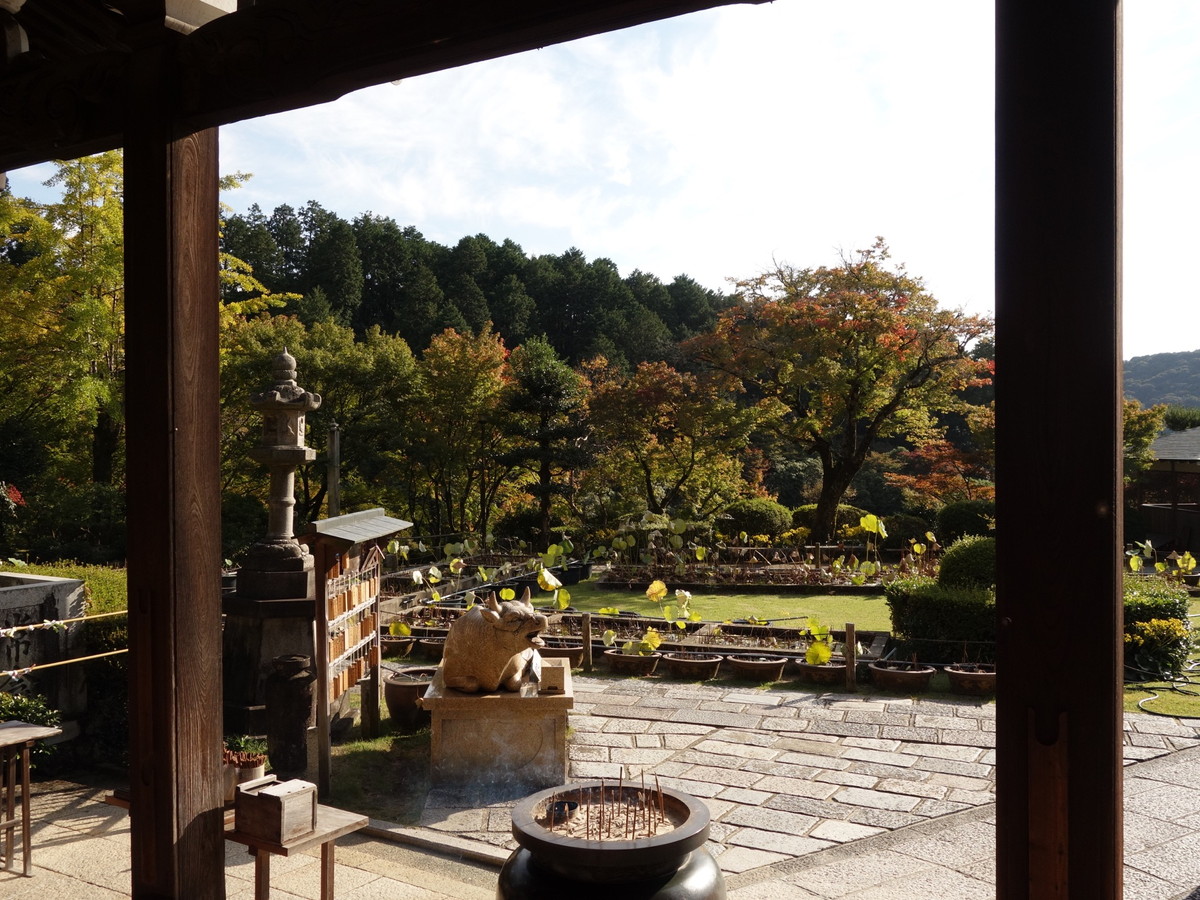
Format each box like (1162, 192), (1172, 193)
(791, 503), (869, 540)
(881, 514), (933, 550)
(1124, 618), (1191, 681)
(935, 499), (995, 543)
(937, 535), (996, 588)
(721, 498), (793, 539)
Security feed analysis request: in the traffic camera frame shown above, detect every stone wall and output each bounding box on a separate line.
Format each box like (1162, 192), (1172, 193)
(0, 572), (87, 718)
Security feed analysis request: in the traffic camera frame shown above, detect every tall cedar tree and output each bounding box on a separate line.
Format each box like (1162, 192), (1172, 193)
(500, 337), (589, 550)
(688, 240), (993, 542)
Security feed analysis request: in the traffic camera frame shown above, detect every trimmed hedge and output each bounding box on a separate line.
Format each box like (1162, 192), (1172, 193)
(937, 536), (996, 589)
(935, 500), (995, 543)
(19, 562), (127, 614)
(721, 498), (793, 539)
(1123, 576), (1191, 680)
(884, 576), (996, 664)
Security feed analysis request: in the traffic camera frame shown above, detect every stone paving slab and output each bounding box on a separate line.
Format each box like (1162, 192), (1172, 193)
(428, 672), (1200, 884)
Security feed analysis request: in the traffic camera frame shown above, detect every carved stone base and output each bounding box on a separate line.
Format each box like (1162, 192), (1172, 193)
(420, 659), (573, 797)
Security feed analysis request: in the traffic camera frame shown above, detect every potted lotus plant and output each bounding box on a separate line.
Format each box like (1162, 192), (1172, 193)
(657, 586), (723, 680)
(792, 619), (846, 685)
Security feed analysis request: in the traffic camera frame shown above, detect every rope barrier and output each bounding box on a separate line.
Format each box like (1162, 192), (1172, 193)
(0, 647), (129, 681)
(0, 608), (126, 639)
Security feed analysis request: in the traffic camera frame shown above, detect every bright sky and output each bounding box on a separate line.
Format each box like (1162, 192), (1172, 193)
(7, 1), (1198, 361)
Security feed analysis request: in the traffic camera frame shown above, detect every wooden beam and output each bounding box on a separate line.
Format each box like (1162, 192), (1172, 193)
(0, 0), (764, 170)
(124, 33), (225, 897)
(995, 1), (1122, 898)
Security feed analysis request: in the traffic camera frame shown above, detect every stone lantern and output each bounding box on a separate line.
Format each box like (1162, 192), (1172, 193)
(237, 348), (322, 599)
(224, 349), (322, 737)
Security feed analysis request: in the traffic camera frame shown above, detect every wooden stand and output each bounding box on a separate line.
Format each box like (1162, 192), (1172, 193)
(225, 804), (367, 900)
(0, 721), (63, 876)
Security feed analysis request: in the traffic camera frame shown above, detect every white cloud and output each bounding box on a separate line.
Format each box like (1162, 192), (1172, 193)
(6, 1), (1197, 358)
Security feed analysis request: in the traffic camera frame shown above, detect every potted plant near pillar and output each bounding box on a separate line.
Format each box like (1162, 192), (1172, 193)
(498, 781), (725, 899)
(222, 736), (267, 806)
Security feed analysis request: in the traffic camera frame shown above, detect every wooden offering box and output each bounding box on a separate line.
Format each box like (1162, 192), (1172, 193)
(235, 776), (317, 843)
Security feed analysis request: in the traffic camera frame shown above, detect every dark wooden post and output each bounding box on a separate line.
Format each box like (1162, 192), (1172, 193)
(844, 623), (856, 692)
(123, 33), (225, 897)
(995, 2), (1122, 898)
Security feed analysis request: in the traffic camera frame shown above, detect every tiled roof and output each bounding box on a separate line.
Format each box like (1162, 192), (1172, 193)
(1152, 427), (1200, 462)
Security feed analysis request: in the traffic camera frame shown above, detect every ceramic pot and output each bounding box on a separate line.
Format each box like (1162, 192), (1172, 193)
(662, 652), (722, 681)
(603, 649), (661, 676)
(498, 781), (724, 899)
(418, 637), (446, 661)
(381, 635), (416, 659)
(384, 667), (437, 728)
(945, 663), (996, 695)
(793, 660), (847, 686)
(224, 763), (266, 806)
(868, 661), (935, 692)
(725, 653), (787, 682)
(538, 643), (586, 668)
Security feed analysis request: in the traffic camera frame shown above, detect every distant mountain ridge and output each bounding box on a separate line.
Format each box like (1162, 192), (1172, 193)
(1125, 349), (1200, 408)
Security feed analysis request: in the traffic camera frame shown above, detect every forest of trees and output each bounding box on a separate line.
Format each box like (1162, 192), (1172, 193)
(0, 154), (1005, 564)
(1125, 350), (1200, 409)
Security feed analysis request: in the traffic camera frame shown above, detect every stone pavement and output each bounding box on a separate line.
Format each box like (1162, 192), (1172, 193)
(9, 673), (1200, 897)
(419, 674), (1200, 881)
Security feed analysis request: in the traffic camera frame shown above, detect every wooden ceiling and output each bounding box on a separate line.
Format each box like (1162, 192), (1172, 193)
(0, 0), (765, 171)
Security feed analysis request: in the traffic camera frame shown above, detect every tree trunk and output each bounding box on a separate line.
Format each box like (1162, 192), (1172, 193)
(812, 465), (856, 544)
(92, 406), (121, 485)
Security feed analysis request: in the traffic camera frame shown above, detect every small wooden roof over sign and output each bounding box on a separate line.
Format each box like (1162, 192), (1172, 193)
(304, 508), (412, 550)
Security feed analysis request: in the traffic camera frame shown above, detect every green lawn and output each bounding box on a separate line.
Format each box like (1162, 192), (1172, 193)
(549, 579), (892, 632)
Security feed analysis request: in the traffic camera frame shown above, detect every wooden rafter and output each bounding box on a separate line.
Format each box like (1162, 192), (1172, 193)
(0, 0), (765, 171)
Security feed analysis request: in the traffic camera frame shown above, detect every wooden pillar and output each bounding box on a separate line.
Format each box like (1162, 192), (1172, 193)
(123, 35), (225, 897)
(995, 2), (1122, 898)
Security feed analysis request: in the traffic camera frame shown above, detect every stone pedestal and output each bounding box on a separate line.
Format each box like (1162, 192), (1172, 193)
(222, 593), (315, 737)
(419, 659), (573, 794)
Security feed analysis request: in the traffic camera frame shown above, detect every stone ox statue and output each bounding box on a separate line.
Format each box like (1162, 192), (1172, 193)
(442, 589), (549, 693)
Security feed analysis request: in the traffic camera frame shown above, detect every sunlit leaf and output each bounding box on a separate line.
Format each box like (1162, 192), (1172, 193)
(806, 642), (833, 665)
(500, 587), (516, 601)
(556, 589), (571, 609)
(645, 579), (668, 603)
(538, 568), (562, 591)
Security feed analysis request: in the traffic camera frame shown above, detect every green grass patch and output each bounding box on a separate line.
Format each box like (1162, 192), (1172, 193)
(552, 580), (892, 632)
(19, 562), (127, 614)
(329, 725), (432, 823)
